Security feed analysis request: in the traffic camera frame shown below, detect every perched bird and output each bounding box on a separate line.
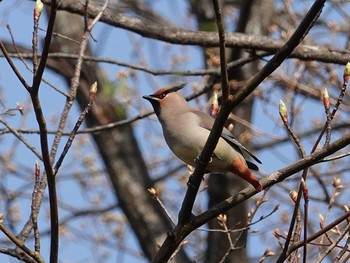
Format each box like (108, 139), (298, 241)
(143, 82), (262, 192)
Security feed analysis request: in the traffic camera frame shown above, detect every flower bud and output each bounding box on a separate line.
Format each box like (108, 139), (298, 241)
(273, 228), (281, 238)
(16, 102), (24, 115)
(263, 248), (275, 257)
(89, 82), (98, 101)
(210, 91), (219, 117)
(35, 161), (40, 178)
(289, 190), (298, 203)
(301, 178), (308, 199)
(147, 187), (158, 199)
(322, 88), (330, 111)
(217, 214), (227, 226)
(34, 0), (44, 21)
(319, 213), (325, 228)
(279, 100), (288, 123)
(332, 177), (343, 189)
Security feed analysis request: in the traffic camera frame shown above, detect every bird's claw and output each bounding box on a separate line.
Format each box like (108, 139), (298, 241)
(194, 155), (212, 165)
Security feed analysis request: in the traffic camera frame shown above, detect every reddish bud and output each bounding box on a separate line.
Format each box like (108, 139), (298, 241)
(89, 82), (98, 101)
(34, 0), (43, 21)
(301, 178), (308, 199)
(322, 88), (330, 111)
(210, 91), (219, 117)
(35, 161), (40, 178)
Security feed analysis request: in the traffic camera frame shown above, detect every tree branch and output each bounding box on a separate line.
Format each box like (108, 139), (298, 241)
(153, 0), (326, 261)
(39, 0), (350, 65)
(153, 131), (350, 262)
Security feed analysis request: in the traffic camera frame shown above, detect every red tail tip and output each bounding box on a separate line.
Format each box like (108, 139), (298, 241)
(255, 181), (263, 192)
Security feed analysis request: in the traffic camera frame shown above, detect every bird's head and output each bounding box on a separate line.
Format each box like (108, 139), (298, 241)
(143, 82), (188, 116)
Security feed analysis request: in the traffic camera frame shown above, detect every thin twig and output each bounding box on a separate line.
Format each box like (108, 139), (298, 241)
(29, 1), (59, 262)
(177, 0), (230, 226)
(53, 83), (97, 176)
(148, 188), (176, 227)
(287, 210), (350, 258)
(0, 117), (43, 160)
(218, 215), (235, 263)
(3, 51), (266, 76)
(319, 152), (350, 162)
(335, 227), (350, 262)
(212, 0), (229, 101)
(50, 0), (109, 161)
(317, 223), (350, 262)
(317, 179), (343, 260)
(0, 51), (69, 97)
(0, 223), (45, 263)
(0, 83), (212, 137)
(312, 65), (349, 152)
(323, 89), (332, 147)
(31, 161), (41, 253)
(302, 179), (309, 263)
(247, 190), (270, 225)
(274, 4), (333, 261)
(6, 25), (34, 88)
(194, 133), (350, 228)
(154, 1), (329, 261)
(31, 0), (57, 95)
(43, 0), (350, 64)
(286, 63), (348, 262)
(0, 40), (31, 91)
(279, 106), (309, 262)
(153, 131), (350, 262)
(32, 3), (40, 75)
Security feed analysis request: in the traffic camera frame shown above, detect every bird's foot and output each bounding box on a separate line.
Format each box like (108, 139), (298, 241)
(194, 154), (212, 165)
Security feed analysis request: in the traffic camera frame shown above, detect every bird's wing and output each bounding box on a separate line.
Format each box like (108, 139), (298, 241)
(220, 127), (262, 164)
(193, 110), (262, 165)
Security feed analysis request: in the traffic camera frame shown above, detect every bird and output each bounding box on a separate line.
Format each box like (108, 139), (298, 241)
(143, 82), (262, 192)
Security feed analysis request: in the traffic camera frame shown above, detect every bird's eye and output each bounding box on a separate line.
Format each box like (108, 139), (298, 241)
(158, 93), (166, 99)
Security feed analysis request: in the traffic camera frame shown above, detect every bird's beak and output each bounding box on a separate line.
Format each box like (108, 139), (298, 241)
(143, 94), (161, 115)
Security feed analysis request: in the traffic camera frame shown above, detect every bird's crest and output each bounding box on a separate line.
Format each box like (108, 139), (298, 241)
(152, 82), (186, 98)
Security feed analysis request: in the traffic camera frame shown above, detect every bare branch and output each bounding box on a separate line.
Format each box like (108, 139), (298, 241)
(42, 0), (350, 64)
(0, 222), (45, 263)
(0, 117), (43, 160)
(53, 82), (97, 175)
(154, 1), (328, 261)
(3, 51), (264, 77)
